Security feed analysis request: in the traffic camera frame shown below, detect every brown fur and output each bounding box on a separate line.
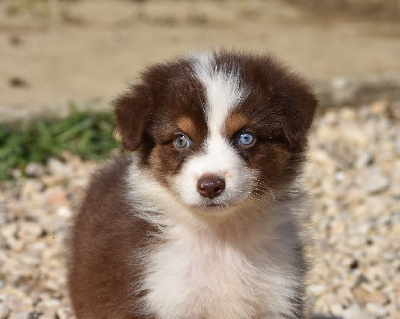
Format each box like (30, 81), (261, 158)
(224, 113), (248, 138)
(67, 157), (157, 319)
(177, 116), (197, 139)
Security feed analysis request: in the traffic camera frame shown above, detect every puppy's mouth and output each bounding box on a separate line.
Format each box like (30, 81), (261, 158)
(201, 201), (229, 209)
(191, 196), (244, 212)
(206, 202), (226, 207)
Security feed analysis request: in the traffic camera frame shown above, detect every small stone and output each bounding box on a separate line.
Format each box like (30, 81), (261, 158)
(391, 185), (400, 198)
(11, 169), (22, 179)
(314, 293), (343, 315)
(370, 101), (386, 113)
(342, 304), (375, 319)
(339, 108), (357, 121)
(366, 303), (388, 316)
(355, 150), (374, 168)
(337, 286), (353, 307)
(354, 287), (388, 305)
(362, 168), (390, 194)
(41, 175), (64, 187)
(40, 215), (64, 233)
(367, 291), (389, 305)
(334, 171), (345, 181)
(19, 253), (40, 266)
(347, 236), (365, 248)
(57, 206), (72, 218)
(45, 187), (68, 204)
(18, 222), (44, 241)
(37, 298), (60, 309)
(0, 304), (10, 319)
(310, 284), (326, 296)
(47, 158), (72, 177)
(0, 222), (17, 239)
(56, 307), (73, 319)
(24, 163), (45, 178)
(9, 311), (31, 319)
(21, 180), (43, 201)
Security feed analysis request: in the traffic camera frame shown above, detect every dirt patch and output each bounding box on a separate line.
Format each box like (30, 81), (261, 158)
(287, 0), (400, 21)
(0, 0), (400, 121)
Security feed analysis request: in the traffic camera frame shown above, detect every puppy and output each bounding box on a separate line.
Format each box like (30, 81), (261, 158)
(67, 51), (317, 319)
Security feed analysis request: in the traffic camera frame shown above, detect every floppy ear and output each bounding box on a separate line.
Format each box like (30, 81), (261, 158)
(280, 77), (318, 150)
(113, 84), (153, 151)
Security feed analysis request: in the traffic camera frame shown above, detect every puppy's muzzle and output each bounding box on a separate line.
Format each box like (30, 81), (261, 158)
(197, 174), (226, 199)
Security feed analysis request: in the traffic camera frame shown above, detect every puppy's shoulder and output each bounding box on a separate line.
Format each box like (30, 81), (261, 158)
(84, 155), (131, 202)
(76, 155), (133, 225)
(72, 154), (154, 247)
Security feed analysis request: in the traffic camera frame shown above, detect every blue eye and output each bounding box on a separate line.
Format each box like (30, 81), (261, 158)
(173, 134), (190, 150)
(237, 132), (256, 147)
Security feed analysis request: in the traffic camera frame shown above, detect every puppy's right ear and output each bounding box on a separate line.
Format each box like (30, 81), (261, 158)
(113, 85), (153, 151)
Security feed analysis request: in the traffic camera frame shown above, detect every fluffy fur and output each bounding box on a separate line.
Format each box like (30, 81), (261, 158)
(67, 51), (317, 319)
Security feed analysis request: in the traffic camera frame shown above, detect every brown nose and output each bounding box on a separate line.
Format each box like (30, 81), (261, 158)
(197, 175), (226, 199)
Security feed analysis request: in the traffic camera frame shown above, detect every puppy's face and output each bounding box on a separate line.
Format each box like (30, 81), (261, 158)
(115, 52), (317, 212)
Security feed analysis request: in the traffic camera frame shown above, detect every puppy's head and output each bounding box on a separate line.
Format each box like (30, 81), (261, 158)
(115, 52), (317, 213)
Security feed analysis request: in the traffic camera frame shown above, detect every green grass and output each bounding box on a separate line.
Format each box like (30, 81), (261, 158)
(0, 110), (119, 180)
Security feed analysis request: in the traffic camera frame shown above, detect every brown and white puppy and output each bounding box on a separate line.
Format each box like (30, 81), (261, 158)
(67, 51), (317, 319)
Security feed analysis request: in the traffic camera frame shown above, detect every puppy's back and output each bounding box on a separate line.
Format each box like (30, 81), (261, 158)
(67, 156), (151, 319)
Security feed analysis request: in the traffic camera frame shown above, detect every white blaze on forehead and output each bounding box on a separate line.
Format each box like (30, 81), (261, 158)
(191, 53), (245, 136)
(166, 53), (256, 208)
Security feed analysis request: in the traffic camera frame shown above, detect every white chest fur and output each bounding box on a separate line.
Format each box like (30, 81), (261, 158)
(140, 216), (303, 319)
(127, 163), (306, 318)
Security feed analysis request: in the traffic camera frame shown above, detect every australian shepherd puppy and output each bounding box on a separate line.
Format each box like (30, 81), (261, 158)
(67, 51), (317, 319)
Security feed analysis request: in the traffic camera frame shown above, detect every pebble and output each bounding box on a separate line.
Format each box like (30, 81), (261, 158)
(0, 304), (10, 319)
(56, 307), (74, 319)
(57, 206), (73, 218)
(9, 311), (32, 319)
(0, 223), (17, 239)
(362, 167), (390, 194)
(0, 102), (399, 318)
(18, 222), (44, 241)
(24, 163), (45, 178)
(47, 158), (73, 177)
(354, 287), (388, 305)
(366, 303), (388, 317)
(342, 304), (375, 319)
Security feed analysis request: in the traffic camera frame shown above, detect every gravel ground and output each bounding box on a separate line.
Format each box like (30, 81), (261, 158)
(0, 101), (399, 319)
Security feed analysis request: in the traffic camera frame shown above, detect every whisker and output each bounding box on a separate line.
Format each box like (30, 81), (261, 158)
(252, 179), (277, 202)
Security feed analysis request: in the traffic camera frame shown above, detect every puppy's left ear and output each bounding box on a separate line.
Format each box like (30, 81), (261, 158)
(280, 78), (318, 150)
(113, 84), (153, 151)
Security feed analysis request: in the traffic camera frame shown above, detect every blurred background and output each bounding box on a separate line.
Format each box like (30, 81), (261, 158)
(1, 0), (400, 119)
(0, 1), (399, 319)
